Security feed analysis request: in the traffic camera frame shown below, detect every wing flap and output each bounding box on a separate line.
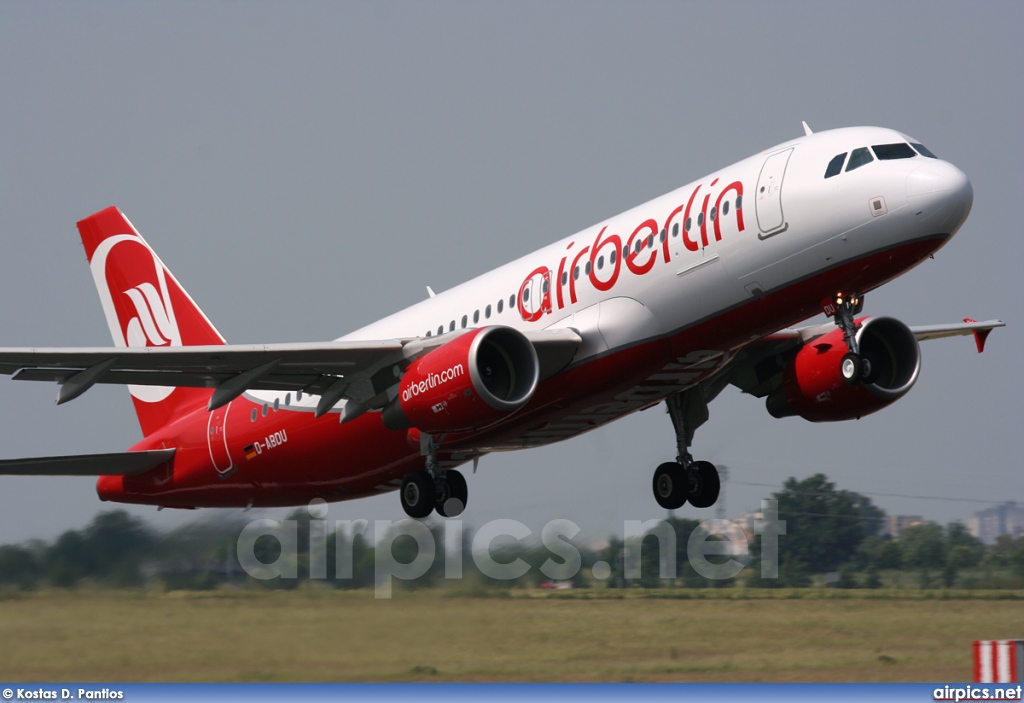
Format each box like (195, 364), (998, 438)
(0, 449), (175, 476)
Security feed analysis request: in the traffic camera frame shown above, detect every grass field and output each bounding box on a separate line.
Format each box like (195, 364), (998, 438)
(0, 588), (1021, 682)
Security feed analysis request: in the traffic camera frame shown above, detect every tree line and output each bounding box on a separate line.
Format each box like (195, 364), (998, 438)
(0, 473), (1021, 591)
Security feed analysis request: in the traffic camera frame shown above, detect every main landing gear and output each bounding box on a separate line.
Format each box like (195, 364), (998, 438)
(832, 292), (877, 385)
(399, 434), (468, 519)
(652, 391), (721, 510)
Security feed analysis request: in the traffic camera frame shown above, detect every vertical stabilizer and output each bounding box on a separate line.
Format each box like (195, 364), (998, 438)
(77, 206), (226, 437)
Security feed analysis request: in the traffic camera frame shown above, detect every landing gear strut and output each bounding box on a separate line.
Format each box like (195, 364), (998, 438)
(831, 292), (874, 385)
(652, 391), (720, 510)
(399, 433), (468, 519)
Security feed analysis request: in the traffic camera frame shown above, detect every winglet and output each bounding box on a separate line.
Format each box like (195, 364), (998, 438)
(802, 121), (813, 136)
(963, 318), (993, 353)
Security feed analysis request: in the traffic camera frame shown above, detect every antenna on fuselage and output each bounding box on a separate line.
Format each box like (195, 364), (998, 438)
(802, 121), (813, 136)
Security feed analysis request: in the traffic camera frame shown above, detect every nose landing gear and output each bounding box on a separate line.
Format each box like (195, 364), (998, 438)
(831, 292), (874, 385)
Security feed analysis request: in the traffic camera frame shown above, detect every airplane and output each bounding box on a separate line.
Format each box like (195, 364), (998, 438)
(0, 124), (1003, 519)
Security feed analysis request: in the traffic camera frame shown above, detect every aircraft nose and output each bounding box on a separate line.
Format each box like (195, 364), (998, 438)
(906, 160), (973, 233)
(906, 160), (971, 198)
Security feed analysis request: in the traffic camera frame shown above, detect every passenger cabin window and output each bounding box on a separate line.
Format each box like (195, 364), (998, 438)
(911, 142), (938, 159)
(461, 314), (468, 328)
(497, 299), (503, 313)
(845, 147), (874, 172)
(485, 304), (491, 319)
(824, 152), (847, 178)
(872, 143), (916, 160)
(473, 310), (480, 324)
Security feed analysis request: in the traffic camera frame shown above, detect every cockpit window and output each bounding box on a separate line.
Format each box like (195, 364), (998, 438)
(845, 147), (874, 172)
(911, 142), (938, 159)
(824, 152), (847, 179)
(872, 143), (917, 160)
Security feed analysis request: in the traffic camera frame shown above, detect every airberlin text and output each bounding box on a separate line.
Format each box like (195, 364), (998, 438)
(401, 364), (465, 402)
(518, 178), (745, 321)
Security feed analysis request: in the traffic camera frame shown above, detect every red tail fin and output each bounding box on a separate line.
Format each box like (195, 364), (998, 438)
(78, 207), (225, 437)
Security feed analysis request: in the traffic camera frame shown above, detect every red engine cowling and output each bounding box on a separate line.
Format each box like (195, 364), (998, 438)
(766, 316), (921, 422)
(382, 326), (540, 433)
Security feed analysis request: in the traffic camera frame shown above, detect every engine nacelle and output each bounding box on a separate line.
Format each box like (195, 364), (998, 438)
(382, 326), (540, 433)
(766, 316), (921, 422)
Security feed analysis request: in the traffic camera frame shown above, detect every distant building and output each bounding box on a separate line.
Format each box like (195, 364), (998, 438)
(967, 502), (1024, 545)
(884, 515), (925, 538)
(732, 511), (762, 543)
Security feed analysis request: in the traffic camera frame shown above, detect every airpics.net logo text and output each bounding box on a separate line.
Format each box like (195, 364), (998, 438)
(236, 499), (786, 598)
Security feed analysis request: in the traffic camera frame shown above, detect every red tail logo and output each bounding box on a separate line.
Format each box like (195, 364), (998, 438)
(78, 207), (225, 436)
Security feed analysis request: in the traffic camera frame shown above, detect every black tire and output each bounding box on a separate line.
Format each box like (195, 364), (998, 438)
(841, 352), (861, 385)
(687, 460), (720, 509)
(653, 462), (687, 510)
(400, 470), (435, 519)
(436, 469), (468, 518)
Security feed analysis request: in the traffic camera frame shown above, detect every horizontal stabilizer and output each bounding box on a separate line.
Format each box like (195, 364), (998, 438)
(0, 449), (175, 476)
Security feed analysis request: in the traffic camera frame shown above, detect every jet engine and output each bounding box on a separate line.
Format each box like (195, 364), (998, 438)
(382, 326), (540, 433)
(766, 316), (921, 422)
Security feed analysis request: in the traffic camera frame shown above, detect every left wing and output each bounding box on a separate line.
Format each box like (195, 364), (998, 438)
(908, 318), (1003, 353)
(727, 317), (1004, 398)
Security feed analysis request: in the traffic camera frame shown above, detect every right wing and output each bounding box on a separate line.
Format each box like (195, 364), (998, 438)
(0, 328), (582, 418)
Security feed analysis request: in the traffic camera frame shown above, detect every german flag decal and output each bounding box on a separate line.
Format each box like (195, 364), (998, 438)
(243, 444), (258, 460)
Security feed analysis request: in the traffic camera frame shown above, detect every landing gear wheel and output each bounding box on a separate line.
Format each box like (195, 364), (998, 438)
(653, 462), (687, 510)
(435, 470), (468, 518)
(686, 461), (720, 509)
(841, 352), (862, 385)
(400, 470), (434, 518)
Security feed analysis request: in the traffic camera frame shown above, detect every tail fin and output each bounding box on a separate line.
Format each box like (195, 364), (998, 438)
(78, 206), (226, 437)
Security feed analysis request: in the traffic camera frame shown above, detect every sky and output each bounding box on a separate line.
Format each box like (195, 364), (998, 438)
(0, 1), (1020, 546)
